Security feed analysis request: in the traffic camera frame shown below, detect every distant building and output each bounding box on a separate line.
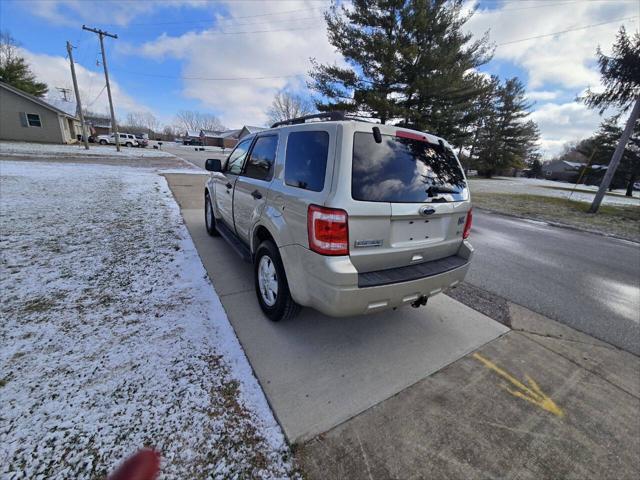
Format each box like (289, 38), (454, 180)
(200, 129), (241, 148)
(181, 129), (202, 145)
(238, 125), (266, 139)
(543, 160), (607, 184)
(0, 81), (80, 144)
(84, 114), (112, 137)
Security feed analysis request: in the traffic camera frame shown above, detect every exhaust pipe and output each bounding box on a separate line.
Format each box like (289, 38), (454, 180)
(411, 295), (428, 308)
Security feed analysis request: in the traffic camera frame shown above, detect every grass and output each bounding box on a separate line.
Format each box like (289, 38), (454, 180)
(539, 185), (638, 199)
(472, 193), (640, 242)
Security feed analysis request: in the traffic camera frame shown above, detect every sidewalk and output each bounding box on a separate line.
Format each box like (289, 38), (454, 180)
(165, 172), (639, 479)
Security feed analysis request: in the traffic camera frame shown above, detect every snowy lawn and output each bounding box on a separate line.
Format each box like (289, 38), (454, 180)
(468, 176), (639, 206)
(0, 141), (175, 158)
(0, 160), (296, 479)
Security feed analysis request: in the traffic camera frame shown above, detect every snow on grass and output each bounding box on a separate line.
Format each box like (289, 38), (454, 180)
(0, 141), (175, 158)
(0, 160), (297, 479)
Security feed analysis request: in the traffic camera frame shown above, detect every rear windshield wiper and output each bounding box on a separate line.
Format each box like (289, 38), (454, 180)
(425, 185), (459, 196)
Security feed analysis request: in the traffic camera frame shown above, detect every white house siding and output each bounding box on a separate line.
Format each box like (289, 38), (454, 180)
(0, 87), (65, 144)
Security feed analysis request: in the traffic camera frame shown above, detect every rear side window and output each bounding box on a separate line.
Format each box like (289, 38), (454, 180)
(352, 132), (467, 203)
(244, 135), (277, 181)
(285, 131), (329, 192)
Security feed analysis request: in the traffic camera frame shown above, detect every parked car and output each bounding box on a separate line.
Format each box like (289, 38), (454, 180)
(204, 112), (473, 321)
(134, 134), (149, 147)
(96, 132), (139, 147)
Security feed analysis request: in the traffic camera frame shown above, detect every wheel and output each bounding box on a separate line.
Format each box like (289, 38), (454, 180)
(99, 139), (107, 145)
(204, 193), (220, 237)
(254, 240), (300, 322)
(125, 142), (133, 147)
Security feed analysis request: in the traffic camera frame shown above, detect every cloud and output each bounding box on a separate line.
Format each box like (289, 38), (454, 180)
(132, 0), (340, 127)
(465, 0), (638, 90)
(26, 0), (211, 27)
(526, 90), (560, 101)
(19, 48), (151, 118)
(530, 101), (603, 158)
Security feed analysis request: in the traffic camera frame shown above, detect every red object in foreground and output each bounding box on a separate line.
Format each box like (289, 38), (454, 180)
(307, 204), (349, 256)
(463, 209), (473, 239)
(108, 449), (161, 480)
(395, 130), (428, 142)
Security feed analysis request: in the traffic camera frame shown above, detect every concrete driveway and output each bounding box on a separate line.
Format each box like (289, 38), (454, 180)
(164, 173), (508, 443)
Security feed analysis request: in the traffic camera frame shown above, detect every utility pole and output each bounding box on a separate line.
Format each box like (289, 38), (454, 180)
(588, 96), (640, 213)
(66, 41), (90, 150)
(82, 25), (120, 152)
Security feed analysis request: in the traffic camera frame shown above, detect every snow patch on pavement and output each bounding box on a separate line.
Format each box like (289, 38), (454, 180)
(0, 141), (175, 158)
(0, 160), (296, 479)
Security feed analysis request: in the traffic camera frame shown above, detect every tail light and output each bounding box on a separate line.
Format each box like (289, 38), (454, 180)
(463, 209), (473, 239)
(307, 204), (349, 256)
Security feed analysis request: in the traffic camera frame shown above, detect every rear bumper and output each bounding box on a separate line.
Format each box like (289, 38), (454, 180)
(280, 241), (473, 317)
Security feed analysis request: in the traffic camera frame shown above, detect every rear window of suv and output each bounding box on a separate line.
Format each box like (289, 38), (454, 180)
(285, 131), (329, 192)
(352, 132), (467, 203)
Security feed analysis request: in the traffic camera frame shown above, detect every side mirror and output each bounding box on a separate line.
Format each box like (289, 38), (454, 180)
(205, 158), (222, 172)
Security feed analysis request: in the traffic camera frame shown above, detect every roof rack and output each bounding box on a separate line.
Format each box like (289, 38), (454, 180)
(270, 111), (346, 128)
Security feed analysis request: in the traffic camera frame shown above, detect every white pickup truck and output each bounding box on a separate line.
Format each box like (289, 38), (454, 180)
(97, 132), (139, 147)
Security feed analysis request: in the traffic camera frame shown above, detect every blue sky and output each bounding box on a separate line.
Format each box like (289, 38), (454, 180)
(1, 0), (637, 156)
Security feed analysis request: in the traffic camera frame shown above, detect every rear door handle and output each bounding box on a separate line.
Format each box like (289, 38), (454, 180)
(251, 189), (263, 200)
(225, 182), (233, 189)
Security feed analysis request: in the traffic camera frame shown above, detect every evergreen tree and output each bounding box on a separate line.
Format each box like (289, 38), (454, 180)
(308, 0), (492, 141)
(0, 31), (48, 97)
(578, 116), (639, 196)
(473, 78), (540, 177)
(582, 27), (640, 114)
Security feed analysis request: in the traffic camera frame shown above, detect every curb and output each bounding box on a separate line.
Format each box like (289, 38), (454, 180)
(475, 207), (639, 245)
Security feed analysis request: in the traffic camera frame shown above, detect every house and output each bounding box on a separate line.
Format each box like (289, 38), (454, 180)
(84, 114), (112, 137)
(0, 81), (80, 144)
(543, 160), (607, 184)
(238, 125), (266, 139)
(200, 129), (241, 148)
(182, 129), (202, 145)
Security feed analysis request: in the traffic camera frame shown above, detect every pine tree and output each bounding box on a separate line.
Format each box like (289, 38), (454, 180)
(0, 32), (48, 97)
(579, 117), (639, 196)
(473, 78), (540, 177)
(582, 27), (640, 114)
(308, 0), (492, 139)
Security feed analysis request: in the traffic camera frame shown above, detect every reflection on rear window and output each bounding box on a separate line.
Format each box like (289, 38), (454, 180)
(352, 132), (467, 203)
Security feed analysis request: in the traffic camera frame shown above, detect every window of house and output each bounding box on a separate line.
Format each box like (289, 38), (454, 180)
(27, 114), (42, 127)
(243, 135), (277, 181)
(284, 131), (329, 192)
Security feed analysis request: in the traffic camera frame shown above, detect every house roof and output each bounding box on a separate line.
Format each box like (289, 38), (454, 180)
(200, 129), (224, 138)
(0, 81), (78, 119)
(184, 129), (200, 137)
(243, 125), (266, 134)
(200, 129), (241, 139)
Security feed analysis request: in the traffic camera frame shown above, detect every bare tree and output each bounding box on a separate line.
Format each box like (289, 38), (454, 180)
(175, 110), (225, 132)
(125, 111), (160, 135)
(266, 90), (314, 125)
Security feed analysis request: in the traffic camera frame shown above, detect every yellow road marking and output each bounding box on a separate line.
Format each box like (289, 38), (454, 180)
(473, 353), (564, 418)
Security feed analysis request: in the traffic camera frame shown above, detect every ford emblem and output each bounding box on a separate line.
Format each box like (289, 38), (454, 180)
(419, 206), (436, 216)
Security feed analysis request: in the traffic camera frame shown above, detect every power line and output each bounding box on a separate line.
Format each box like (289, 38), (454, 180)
(112, 69), (307, 81)
(496, 16), (637, 46)
(95, 6), (327, 27)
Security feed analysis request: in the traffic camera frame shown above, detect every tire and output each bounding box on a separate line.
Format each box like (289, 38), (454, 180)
(126, 142), (133, 147)
(204, 193), (220, 237)
(254, 240), (300, 322)
(99, 139), (107, 145)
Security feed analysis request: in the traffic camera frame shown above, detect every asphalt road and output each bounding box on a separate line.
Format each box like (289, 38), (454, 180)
(467, 210), (640, 355)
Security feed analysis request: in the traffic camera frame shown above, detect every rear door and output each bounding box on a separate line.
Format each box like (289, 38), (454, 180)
(213, 137), (253, 229)
(349, 129), (469, 272)
(233, 134), (278, 243)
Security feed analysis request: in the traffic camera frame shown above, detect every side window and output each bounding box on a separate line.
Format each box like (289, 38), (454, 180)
(243, 135), (277, 181)
(225, 138), (252, 175)
(27, 113), (42, 127)
(285, 131), (329, 192)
